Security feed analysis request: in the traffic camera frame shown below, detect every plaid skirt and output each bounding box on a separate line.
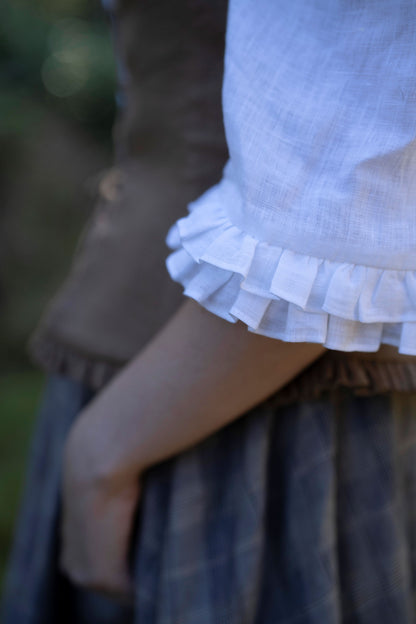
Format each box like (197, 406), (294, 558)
(3, 357), (416, 624)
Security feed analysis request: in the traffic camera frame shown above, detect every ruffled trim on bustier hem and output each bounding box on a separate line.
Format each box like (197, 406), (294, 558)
(28, 325), (416, 404)
(28, 330), (122, 391)
(263, 351), (416, 408)
(165, 200), (416, 355)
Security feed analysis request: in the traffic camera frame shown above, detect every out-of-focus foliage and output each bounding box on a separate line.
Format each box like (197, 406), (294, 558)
(0, 0), (116, 140)
(0, 0), (117, 371)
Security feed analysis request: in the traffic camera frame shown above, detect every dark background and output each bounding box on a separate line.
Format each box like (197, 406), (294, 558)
(0, 0), (116, 583)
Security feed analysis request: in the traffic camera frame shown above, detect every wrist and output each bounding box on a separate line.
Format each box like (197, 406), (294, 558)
(63, 403), (145, 493)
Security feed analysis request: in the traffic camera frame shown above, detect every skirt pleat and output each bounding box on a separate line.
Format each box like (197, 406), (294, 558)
(2, 375), (416, 623)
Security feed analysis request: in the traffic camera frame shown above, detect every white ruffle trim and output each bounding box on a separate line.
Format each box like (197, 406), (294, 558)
(165, 201), (416, 355)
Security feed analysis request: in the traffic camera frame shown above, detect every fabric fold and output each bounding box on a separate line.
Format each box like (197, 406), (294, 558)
(165, 200), (416, 355)
(264, 350), (416, 408)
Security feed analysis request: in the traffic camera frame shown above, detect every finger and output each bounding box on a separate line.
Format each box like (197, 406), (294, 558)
(59, 546), (135, 603)
(59, 480), (139, 597)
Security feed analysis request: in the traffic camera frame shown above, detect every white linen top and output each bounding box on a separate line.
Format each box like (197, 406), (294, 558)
(165, 0), (416, 355)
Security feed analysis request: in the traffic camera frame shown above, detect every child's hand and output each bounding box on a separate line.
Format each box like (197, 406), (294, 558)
(58, 408), (142, 605)
(57, 298), (324, 604)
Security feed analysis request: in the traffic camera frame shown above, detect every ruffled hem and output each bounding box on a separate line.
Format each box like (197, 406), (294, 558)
(27, 330), (122, 391)
(165, 199), (416, 355)
(263, 351), (416, 408)
(27, 325), (416, 405)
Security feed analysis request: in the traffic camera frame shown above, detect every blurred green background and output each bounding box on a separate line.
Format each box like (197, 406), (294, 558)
(0, 0), (116, 586)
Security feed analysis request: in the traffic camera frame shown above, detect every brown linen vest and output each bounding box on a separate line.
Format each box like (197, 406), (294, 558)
(28, 0), (229, 388)
(28, 0), (416, 400)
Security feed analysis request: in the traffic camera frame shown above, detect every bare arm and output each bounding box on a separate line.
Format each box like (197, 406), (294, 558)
(60, 297), (326, 600)
(66, 297), (326, 482)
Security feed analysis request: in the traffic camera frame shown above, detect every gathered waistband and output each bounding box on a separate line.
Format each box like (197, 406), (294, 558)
(30, 329), (416, 405)
(265, 345), (416, 408)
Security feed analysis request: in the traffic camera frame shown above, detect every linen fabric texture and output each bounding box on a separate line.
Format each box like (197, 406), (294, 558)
(165, 0), (416, 355)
